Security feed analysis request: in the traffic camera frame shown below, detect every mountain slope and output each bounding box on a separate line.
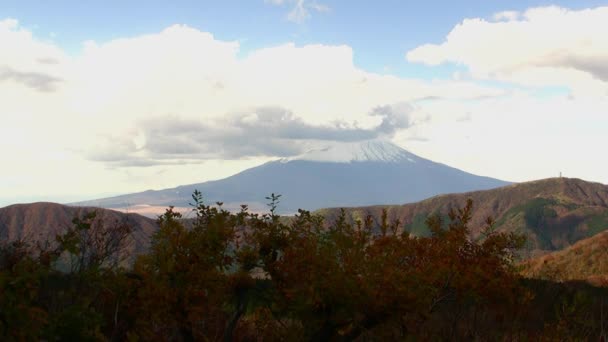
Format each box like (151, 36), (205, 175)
(76, 140), (509, 214)
(0, 202), (157, 256)
(521, 231), (608, 286)
(316, 177), (608, 255)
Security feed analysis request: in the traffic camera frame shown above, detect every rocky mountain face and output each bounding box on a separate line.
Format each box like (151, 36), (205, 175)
(74, 139), (509, 215)
(316, 177), (608, 256)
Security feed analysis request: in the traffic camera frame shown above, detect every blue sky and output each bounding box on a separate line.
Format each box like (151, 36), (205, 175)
(4, 0), (606, 77)
(1, 1), (608, 205)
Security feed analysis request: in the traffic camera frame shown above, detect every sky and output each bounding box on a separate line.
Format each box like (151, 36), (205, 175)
(1, 0), (608, 206)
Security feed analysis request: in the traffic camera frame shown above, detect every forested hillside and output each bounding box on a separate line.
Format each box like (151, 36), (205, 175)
(1, 194), (606, 340)
(317, 177), (608, 256)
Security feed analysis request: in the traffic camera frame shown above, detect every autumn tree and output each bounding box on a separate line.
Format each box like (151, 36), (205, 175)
(3, 193), (608, 340)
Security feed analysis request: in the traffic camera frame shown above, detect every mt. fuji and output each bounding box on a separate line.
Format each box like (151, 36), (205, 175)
(281, 140), (420, 164)
(75, 140), (509, 215)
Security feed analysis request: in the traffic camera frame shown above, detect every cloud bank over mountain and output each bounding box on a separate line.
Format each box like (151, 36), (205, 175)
(88, 104), (415, 166)
(1, 5), (608, 204)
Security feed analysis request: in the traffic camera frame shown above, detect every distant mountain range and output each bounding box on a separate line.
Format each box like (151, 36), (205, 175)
(316, 177), (608, 256)
(3, 177), (608, 284)
(74, 139), (509, 215)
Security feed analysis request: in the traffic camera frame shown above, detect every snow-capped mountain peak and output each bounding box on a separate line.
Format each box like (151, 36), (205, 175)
(281, 139), (418, 164)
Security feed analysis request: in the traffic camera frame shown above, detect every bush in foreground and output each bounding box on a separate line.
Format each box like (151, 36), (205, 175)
(1, 193), (606, 341)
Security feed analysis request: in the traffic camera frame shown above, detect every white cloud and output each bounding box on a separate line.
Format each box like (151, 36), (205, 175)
(0, 18), (68, 89)
(398, 93), (608, 184)
(265, 0), (330, 23)
(3, 8), (608, 206)
(406, 6), (608, 97)
(492, 11), (520, 21)
(0, 19), (502, 204)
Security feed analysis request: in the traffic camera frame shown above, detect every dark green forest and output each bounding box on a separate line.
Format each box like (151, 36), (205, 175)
(1, 192), (607, 341)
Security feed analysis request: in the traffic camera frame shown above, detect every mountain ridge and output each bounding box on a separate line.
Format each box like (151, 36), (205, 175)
(74, 139), (509, 215)
(0, 202), (157, 257)
(315, 177), (608, 255)
(5, 177), (608, 282)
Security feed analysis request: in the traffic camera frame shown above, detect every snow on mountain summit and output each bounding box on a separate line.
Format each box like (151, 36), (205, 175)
(281, 139), (419, 164)
(78, 138), (509, 214)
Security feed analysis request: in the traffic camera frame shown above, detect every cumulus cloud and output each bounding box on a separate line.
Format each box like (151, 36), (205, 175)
(0, 19), (67, 93)
(492, 11), (520, 21)
(86, 104), (414, 166)
(14, 23), (494, 169)
(550, 54), (608, 82)
(6, 13), (608, 204)
(0, 19), (514, 177)
(369, 104), (414, 135)
(406, 6), (608, 96)
(0, 66), (63, 92)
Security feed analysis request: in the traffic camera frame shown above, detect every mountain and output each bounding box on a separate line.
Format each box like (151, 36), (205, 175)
(0, 202), (157, 256)
(522, 231), (608, 286)
(7, 178), (608, 283)
(316, 177), (608, 256)
(75, 139), (509, 215)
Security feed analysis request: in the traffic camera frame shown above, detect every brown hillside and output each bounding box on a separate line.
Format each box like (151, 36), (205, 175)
(521, 231), (608, 286)
(316, 177), (608, 255)
(0, 202), (158, 256)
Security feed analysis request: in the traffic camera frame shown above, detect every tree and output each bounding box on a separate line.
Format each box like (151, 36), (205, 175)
(4, 192), (608, 340)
